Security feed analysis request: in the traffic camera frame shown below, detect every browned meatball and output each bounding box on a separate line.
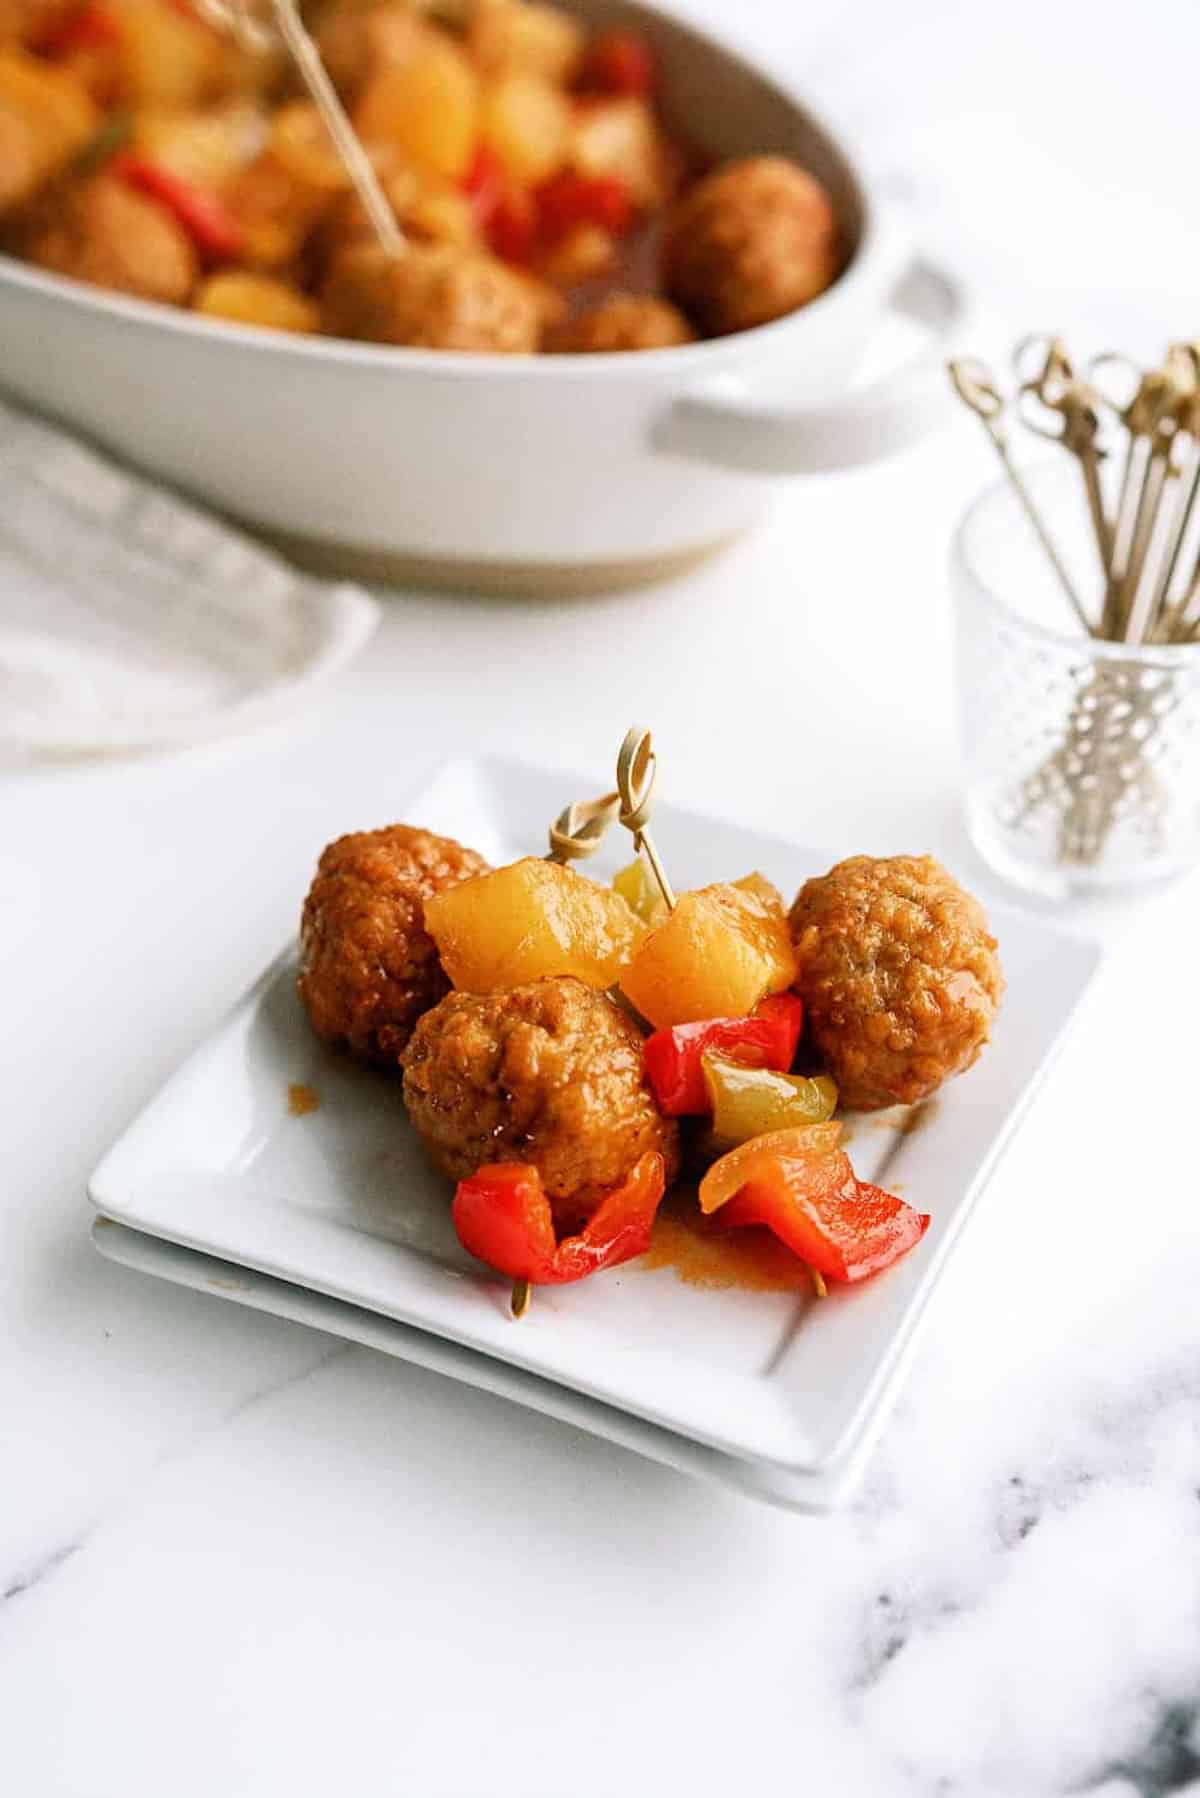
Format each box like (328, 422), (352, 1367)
(299, 825), (490, 1065)
(318, 166), (480, 265)
(321, 241), (542, 351)
(546, 292), (696, 354)
(662, 155), (840, 337)
(789, 855), (1004, 1111)
(0, 0), (74, 47)
(20, 175), (198, 306)
(401, 976), (680, 1229)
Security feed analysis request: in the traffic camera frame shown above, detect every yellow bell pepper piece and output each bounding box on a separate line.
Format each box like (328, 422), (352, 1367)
(702, 1054), (837, 1146)
(613, 857), (668, 927)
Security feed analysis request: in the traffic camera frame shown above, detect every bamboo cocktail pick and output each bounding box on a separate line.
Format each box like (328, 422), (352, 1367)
(546, 792), (622, 866)
(947, 357), (1095, 638)
(613, 728), (828, 1302)
(1147, 347), (1200, 643)
(1109, 367), (1188, 644)
(503, 787), (624, 1321)
(615, 727), (676, 912)
(192, 0), (403, 255)
(1014, 337), (1112, 587)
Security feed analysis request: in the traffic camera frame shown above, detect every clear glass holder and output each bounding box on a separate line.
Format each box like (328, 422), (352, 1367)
(953, 465), (1200, 900)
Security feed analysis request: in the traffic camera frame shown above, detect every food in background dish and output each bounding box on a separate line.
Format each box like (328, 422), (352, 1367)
(545, 289), (694, 352)
(0, 0), (843, 349)
(661, 154), (839, 336)
(787, 854), (1005, 1111)
(298, 823), (490, 1064)
(18, 167), (197, 301)
(319, 237), (544, 349)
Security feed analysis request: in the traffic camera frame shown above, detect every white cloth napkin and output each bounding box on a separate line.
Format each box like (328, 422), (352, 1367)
(0, 398), (379, 756)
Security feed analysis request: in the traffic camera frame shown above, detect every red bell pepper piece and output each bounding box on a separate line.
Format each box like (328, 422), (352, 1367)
(462, 143), (502, 214)
(700, 1127), (930, 1283)
(486, 184), (537, 263)
(535, 169), (632, 242)
(452, 1151), (667, 1286)
(643, 992), (804, 1117)
(462, 144), (537, 263)
(579, 30), (656, 98)
(111, 155), (243, 262)
(35, 3), (121, 56)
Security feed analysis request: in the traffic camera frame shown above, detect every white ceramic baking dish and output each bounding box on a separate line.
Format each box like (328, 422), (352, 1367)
(0, 0), (964, 590)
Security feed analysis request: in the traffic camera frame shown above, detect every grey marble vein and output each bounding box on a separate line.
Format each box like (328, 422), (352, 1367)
(2, 1539), (83, 1607)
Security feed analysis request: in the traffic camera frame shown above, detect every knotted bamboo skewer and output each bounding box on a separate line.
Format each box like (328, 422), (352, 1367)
(948, 358), (1094, 637)
(193, 0), (403, 254)
(504, 787), (624, 1320)
(615, 726), (677, 911)
(612, 728), (827, 1301)
(1014, 337), (1112, 587)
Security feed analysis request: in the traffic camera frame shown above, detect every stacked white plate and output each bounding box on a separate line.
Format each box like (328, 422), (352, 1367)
(90, 758), (1101, 1510)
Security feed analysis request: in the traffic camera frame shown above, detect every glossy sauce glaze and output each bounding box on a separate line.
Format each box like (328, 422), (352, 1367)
(639, 1190), (813, 1293)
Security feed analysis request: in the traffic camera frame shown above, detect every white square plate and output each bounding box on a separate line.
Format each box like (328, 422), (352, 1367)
(89, 757), (1102, 1476)
(90, 1219), (890, 1513)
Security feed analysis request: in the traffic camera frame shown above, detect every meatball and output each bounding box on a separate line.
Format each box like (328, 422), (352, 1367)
(0, 0), (75, 48)
(401, 976), (680, 1229)
(789, 855), (1004, 1111)
(546, 292), (696, 354)
(662, 155), (839, 337)
(320, 241), (543, 351)
(299, 825), (490, 1065)
(319, 166), (480, 265)
(20, 175), (198, 306)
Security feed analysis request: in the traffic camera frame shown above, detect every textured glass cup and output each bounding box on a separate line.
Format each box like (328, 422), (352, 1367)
(953, 466), (1200, 898)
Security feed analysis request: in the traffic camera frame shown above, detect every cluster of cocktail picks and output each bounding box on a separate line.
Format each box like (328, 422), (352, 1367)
(949, 336), (1200, 647)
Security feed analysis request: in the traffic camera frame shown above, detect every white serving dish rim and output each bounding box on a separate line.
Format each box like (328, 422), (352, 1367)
(0, 204), (879, 379)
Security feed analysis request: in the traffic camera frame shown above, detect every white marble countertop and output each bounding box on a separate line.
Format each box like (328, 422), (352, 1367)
(6, 2), (1200, 1793)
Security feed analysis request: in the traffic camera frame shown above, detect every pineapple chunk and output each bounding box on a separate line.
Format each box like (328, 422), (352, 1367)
(0, 50), (97, 213)
(424, 857), (645, 992)
(115, 0), (226, 109)
(469, 0), (584, 83)
(619, 879), (797, 1029)
(405, 181), (479, 248)
(354, 39), (478, 180)
(132, 101), (263, 187)
(222, 147), (329, 270)
(481, 71), (570, 183)
(613, 857), (668, 928)
(733, 871), (787, 915)
(270, 101), (353, 193)
(195, 272), (319, 333)
(538, 221), (613, 285)
(569, 96), (666, 207)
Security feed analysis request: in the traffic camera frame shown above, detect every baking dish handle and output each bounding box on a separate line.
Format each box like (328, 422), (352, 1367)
(652, 258), (966, 476)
